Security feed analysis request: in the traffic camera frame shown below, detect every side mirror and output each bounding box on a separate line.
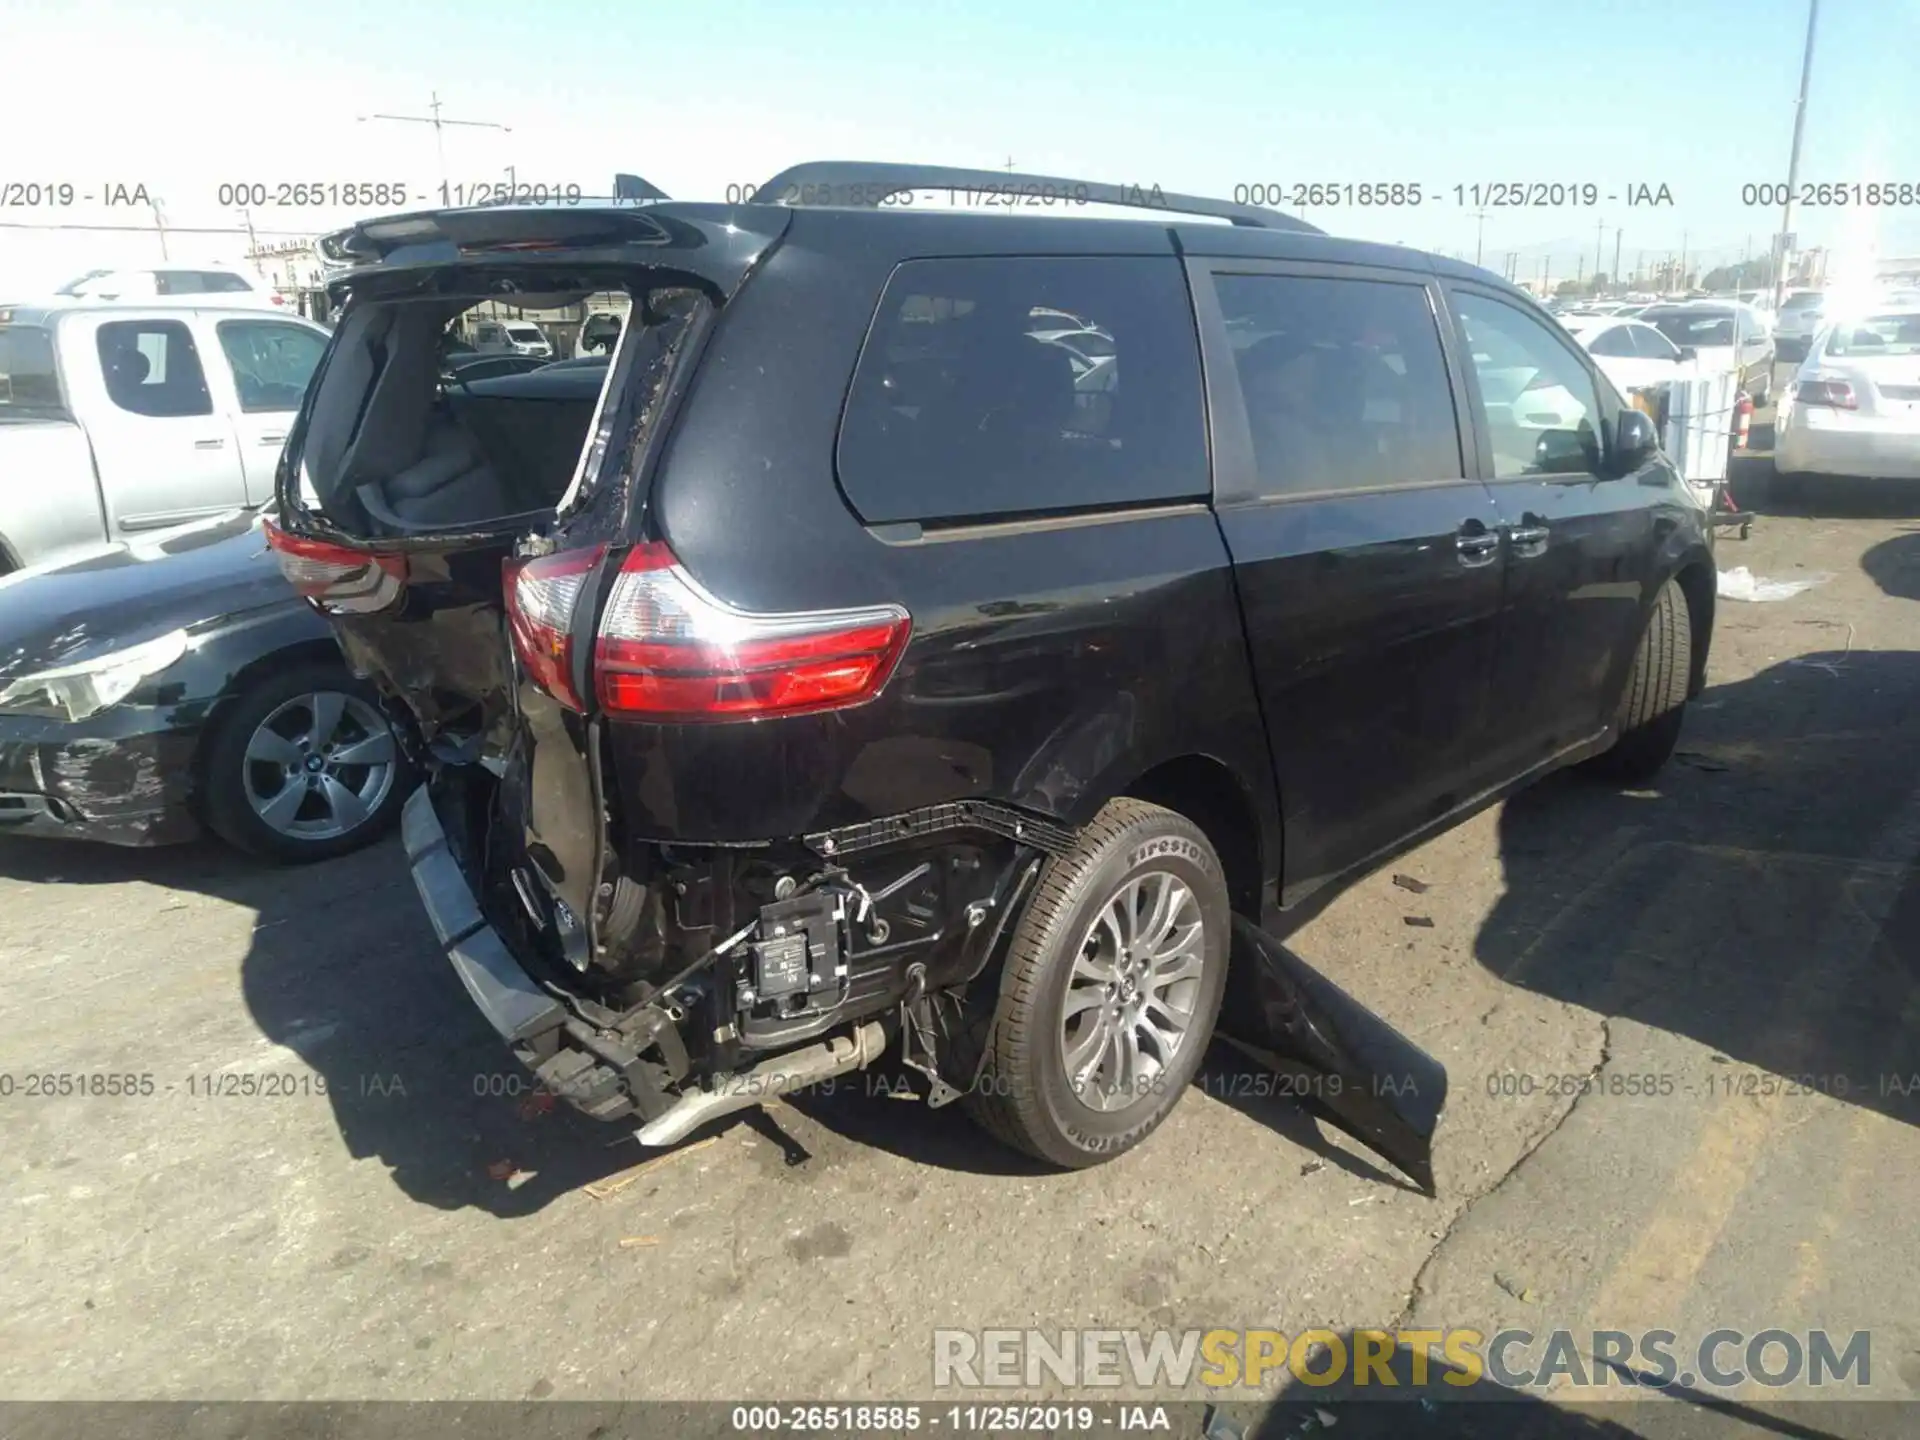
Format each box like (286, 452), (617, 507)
(1613, 407), (1659, 473)
(1532, 427), (1598, 475)
(1676, 345), (1697, 363)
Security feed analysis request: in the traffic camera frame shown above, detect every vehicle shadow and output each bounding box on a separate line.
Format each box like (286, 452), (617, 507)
(1861, 527), (1920, 601)
(0, 831), (645, 1216)
(0, 820), (1411, 1206)
(779, 1034), (1415, 1188)
(1732, 451), (1920, 520)
(1239, 1331), (1884, 1438)
(1475, 648), (1920, 1131)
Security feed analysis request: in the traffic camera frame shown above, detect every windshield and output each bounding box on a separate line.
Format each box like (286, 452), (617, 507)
(0, 325), (67, 418)
(1647, 310), (1736, 348)
(1826, 312), (1920, 358)
(1781, 293), (1825, 313)
(506, 325), (544, 341)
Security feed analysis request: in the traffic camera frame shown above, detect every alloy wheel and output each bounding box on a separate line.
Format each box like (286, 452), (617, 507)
(240, 690), (398, 843)
(1057, 870), (1207, 1112)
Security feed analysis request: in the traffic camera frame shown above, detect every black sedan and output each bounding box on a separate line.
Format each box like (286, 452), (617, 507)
(0, 510), (412, 861)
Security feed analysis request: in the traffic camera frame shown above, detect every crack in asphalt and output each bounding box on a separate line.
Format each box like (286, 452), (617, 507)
(1386, 1013), (1613, 1334)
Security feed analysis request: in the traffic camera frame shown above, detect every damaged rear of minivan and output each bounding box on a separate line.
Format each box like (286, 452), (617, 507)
(267, 191), (1447, 1187)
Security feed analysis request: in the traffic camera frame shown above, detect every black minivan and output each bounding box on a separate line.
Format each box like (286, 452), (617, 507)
(268, 164), (1714, 1180)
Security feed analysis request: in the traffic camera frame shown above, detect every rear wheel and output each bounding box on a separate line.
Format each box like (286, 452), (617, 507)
(200, 662), (413, 863)
(1586, 579), (1693, 782)
(965, 799), (1230, 1168)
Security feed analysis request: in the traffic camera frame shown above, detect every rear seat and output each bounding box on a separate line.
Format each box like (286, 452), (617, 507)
(357, 416), (511, 527)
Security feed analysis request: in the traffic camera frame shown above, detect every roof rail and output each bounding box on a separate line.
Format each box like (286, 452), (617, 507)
(749, 161), (1323, 233)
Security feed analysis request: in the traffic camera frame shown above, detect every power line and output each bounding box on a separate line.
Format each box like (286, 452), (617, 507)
(358, 90), (511, 193)
(0, 220), (320, 237)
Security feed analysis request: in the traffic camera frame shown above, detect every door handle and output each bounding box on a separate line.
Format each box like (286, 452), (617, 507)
(194, 437), (226, 450)
(1509, 524), (1550, 558)
(258, 433), (287, 445)
(1455, 530), (1499, 567)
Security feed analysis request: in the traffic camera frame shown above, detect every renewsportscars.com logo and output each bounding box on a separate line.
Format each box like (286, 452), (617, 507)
(932, 1327), (1875, 1393)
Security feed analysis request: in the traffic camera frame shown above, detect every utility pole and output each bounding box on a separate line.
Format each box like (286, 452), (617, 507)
(358, 90), (512, 197)
(1679, 231), (1689, 289)
(1595, 217), (1606, 292)
(1775, 0), (1821, 311)
(1474, 207), (1487, 268)
(240, 208), (261, 278)
(1613, 228), (1623, 294)
(149, 197), (169, 260)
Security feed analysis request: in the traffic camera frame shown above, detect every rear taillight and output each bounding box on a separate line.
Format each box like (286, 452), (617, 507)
(593, 541), (911, 720)
(504, 546), (606, 713)
(263, 519), (406, 613)
(1795, 379), (1858, 410)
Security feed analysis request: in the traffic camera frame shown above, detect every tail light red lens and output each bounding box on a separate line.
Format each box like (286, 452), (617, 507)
(1795, 379), (1858, 410)
(593, 541), (911, 720)
(504, 546), (607, 713)
(263, 519), (406, 613)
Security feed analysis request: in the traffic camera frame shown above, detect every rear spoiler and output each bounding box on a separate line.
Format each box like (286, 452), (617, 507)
(318, 173), (674, 264)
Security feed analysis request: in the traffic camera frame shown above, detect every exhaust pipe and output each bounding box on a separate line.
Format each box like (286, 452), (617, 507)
(635, 1020), (888, 1147)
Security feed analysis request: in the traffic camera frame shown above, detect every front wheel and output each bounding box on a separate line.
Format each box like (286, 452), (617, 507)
(965, 799), (1230, 1168)
(1585, 579), (1693, 782)
(200, 662), (414, 863)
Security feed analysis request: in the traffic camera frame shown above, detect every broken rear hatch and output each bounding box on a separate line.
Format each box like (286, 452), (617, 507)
(266, 199), (791, 965)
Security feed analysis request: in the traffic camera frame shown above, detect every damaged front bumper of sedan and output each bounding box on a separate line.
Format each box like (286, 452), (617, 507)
(0, 712), (203, 846)
(405, 776), (1448, 1193)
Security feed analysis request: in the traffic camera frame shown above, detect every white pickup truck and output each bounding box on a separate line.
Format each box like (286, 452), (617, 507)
(0, 298), (329, 574)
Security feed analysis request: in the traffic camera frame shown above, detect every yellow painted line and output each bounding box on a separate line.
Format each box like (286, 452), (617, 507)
(1583, 1076), (1789, 1335)
(1559, 856), (1913, 1398)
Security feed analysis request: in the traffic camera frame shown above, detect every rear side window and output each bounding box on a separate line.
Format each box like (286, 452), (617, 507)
(200, 271), (254, 293)
(216, 320), (327, 411)
(1629, 326), (1678, 360)
(1586, 326), (1636, 358)
(0, 325), (66, 416)
(836, 256), (1207, 525)
(95, 319), (213, 417)
(1213, 273), (1463, 496)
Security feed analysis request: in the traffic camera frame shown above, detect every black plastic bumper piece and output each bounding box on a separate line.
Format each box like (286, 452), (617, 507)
(1216, 917), (1448, 1196)
(400, 786), (567, 1045)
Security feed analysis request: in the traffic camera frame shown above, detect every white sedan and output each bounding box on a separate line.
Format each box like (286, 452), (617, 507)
(1775, 304), (1920, 481)
(1561, 316), (1698, 396)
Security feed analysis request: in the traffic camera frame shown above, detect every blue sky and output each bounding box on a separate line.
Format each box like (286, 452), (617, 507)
(4, 0), (1916, 291)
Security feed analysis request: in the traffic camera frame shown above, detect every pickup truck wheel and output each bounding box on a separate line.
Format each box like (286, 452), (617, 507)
(199, 662), (413, 863)
(1586, 578), (1692, 783)
(965, 799), (1229, 1168)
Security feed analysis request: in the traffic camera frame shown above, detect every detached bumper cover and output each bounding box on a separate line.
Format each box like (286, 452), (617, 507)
(400, 785), (565, 1044)
(1217, 917), (1449, 1195)
(0, 712), (202, 846)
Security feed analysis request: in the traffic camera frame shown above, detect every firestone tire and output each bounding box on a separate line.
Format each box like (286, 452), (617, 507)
(965, 799), (1230, 1169)
(1585, 579), (1693, 783)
